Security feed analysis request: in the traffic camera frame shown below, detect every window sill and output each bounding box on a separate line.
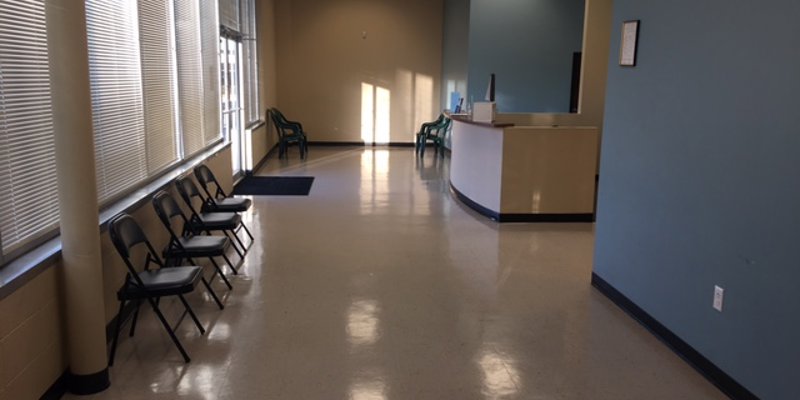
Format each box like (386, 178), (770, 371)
(246, 119), (266, 131)
(0, 141), (231, 300)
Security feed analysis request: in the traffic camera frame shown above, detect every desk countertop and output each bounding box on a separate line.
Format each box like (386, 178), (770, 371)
(444, 111), (515, 128)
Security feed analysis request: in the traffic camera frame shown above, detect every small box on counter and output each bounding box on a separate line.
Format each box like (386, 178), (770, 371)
(472, 102), (496, 123)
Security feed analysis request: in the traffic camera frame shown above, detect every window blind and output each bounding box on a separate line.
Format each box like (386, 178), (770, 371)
(241, 0), (259, 124)
(200, 0), (221, 145)
(0, 0), (59, 254)
(218, 0), (239, 32)
(138, 0), (179, 174)
(86, 0), (148, 204)
(174, 0), (205, 156)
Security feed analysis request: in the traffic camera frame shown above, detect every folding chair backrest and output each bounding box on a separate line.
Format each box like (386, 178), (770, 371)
(153, 191), (190, 238)
(109, 214), (148, 259)
(175, 177), (204, 215)
(108, 214), (163, 276)
(194, 164), (226, 199)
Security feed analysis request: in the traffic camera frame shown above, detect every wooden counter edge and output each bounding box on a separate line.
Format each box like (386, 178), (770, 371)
(444, 111), (515, 128)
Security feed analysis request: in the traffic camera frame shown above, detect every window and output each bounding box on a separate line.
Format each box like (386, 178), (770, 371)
(219, 35), (243, 173)
(0, 0), (59, 258)
(241, 0), (259, 124)
(174, 0), (207, 157)
(174, 0), (222, 156)
(86, 0), (149, 203)
(87, 0), (221, 204)
(0, 0), (226, 265)
(219, 0), (258, 174)
(200, 0), (222, 145)
(219, 0), (240, 35)
(219, 0), (258, 124)
(139, 0), (181, 174)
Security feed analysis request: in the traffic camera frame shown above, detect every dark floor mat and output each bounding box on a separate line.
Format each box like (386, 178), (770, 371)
(232, 176), (314, 196)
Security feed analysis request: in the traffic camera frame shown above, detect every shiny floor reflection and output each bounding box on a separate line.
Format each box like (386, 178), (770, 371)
(66, 147), (726, 400)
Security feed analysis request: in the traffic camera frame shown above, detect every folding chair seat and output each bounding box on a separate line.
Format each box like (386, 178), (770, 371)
(204, 197), (251, 213)
(175, 176), (251, 258)
(194, 164), (253, 215)
(153, 191), (238, 309)
(107, 214), (207, 365)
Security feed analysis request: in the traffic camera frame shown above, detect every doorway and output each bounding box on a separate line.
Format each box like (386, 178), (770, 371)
(220, 34), (245, 175)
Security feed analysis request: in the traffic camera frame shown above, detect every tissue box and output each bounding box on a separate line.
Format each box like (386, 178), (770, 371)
(472, 101), (496, 123)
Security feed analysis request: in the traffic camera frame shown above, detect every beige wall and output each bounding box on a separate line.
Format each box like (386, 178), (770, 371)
(273, 0), (443, 143)
(0, 148), (234, 399)
(0, 263), (65, 400)
(253, 0), (279, 167)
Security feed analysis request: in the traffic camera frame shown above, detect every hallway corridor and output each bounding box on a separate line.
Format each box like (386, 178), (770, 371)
(67, 147), (725, 399)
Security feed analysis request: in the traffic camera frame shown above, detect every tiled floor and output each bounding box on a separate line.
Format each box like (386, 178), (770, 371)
(66, 147), (726, 399)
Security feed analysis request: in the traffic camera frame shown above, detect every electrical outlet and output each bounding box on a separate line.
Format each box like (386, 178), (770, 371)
(713, 285), (724, 312)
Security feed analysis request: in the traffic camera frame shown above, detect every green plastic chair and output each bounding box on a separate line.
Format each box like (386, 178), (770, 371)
(415, 114), (445, 154)
(418, 116), (451, 157)
(268, 108), (308, 159)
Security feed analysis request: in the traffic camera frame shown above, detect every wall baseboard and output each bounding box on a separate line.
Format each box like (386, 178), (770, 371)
(248, 143), (280, 176)
(42, 300), (140, 399)
(450, 182), (594, 223)
(40, 372), (68, 400)
(591, 273), (759, 400)
(246, 141), (416, 177)
(308, 141), (414, 147)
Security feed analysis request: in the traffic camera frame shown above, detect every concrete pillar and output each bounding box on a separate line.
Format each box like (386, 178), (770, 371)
(45, 0), (110, 394)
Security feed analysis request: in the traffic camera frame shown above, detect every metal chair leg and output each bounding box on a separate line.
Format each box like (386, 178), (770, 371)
(129, 300), (141, 337)
(209, 257), (234, 288)
(188, 256), (232, 290)
(200, 276), (225, 310)
(146, 297), (191, 363)
(177, 294), (205, 335)
(222, 253), (238, 276)
(223, 230), (245, 259)
(234, 224), (253, 250)
(239, 221), (254, 241)
(227, 229), (248, 257)
(108, 299), (126, 367)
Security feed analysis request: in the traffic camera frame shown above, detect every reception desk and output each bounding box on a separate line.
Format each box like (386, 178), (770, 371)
(449, 115), (599, 222)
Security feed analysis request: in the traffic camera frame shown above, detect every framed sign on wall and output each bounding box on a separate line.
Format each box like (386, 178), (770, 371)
(619, 20), (640, 66)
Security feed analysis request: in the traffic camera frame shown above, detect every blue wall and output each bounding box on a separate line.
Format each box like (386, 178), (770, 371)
(441, 0), (470, 111)
(467, 0), (584, 112)
(594, 1), (800, 398)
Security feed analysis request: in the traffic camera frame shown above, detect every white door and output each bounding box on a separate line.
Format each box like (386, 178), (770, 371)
(220, 36), (245, 175)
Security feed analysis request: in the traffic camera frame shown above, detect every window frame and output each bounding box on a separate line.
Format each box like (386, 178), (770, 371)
(0, 0), (61, 263)
(0, 0), (227, 268)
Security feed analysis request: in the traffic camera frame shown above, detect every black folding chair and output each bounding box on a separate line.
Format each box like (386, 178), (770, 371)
(193, 164), (254, 241)
(153, 191), (237, 310)
(194, 164), (253, 213)
(175, 176), (250, 258)
(107, 214), (206, 365)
